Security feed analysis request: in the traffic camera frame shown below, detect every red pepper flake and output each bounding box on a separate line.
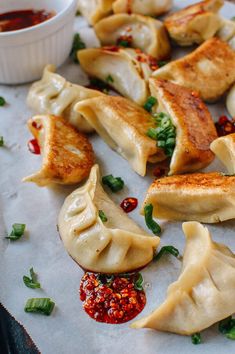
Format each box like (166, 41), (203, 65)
(80, 273), (146, 324)
(32, 121), (42, 130)
(27, 139), (40, 155)
(215, 115), (235, 137)
(103, 46), (120, 52)
(120, 197), (138, 213)
(153, 167), (166, 178)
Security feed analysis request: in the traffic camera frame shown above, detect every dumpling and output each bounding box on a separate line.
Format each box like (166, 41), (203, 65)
(210, 133), (235, 174)
(132, 222), (235, 335)
(113, 0), (172, 17)
(149, 79), (217, 175)
(152, 37), (235, 102)
(226, 83), (235, 117)
(94, 14), (171, 59)
(78, 47), (158, 105)
(23, 115), (94, 186)
(77, 0), (115, 25)
(164, 0), (223, 46)
(27, 65), (103, 133)
(141, 172), (235, 223)
(75, 95), (167, 176)
(217, 18), (235, 42)
(58, 164), (160, 273)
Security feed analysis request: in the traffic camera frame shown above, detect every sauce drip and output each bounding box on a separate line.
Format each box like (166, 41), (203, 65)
(0, 9), (55, 32)
(120, 197), (138, 213)
(80, 272), (146, 324)
(215, 115), (235, 137)
(28, 139), (40, 155)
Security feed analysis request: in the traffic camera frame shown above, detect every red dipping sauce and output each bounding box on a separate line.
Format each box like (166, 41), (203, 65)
(80, 272), (146, 324)
(0, 9), (55, 32)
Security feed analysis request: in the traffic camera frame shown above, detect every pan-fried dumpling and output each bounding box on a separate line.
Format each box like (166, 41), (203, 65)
(94, 14), (171, 59)
(77, 0), (115, 25)
(217, 18), (235, 41)
(27, 65), (103, 133)
(226, 83), (235, 117)
(141, 172), (235, 223)
(58, 164), (160, 273)
(23, 115), (94, 186)
(113, 0), (172, 17)
(75, 96), (167, 176)
(132, 222), (235, 335)
(149, 79), (217, 175)
(210, 134), (235, 174)
(164, 0), (223, 46)
(78, 47), (157, 105)
(152, 38), (235, 102)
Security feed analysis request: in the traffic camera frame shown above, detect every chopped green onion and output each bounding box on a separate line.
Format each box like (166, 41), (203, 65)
(191, 333), (201, 345)
(134, 273), (143, 291)
(0, 96), (6, 106)
(99, 210), (108, 223)
(6, 223), (26, 241)
(24, 298), (55, 316)
(118, 40), (129, 47)
(102, 174), (124, 192)
(226, 327), (235, 340)
(143, 96), (158, 113)
(219, 316), (235, 340)
(23, 268), (41, 289)
(153, 246), (179, 261)
(70, 33), (86, 63)
(158, 61), (168, 67)
(106, 75), (114, 83)
(144, 204), (161, 235)
(0, 136), (4, 147)
(90, 78), (110, 93)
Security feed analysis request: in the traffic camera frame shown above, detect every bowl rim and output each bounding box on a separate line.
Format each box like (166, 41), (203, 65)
(0, 0), (77, 37)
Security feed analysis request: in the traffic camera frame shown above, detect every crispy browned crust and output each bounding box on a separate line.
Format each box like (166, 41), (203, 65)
(29, 115), (94, 184)
(152, 37), (235, 102)
(149, 79), (217, 174)
(150, 172), (235, 192)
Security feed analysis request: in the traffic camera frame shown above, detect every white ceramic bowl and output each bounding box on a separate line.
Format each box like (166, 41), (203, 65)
(0, 0), (77, 84)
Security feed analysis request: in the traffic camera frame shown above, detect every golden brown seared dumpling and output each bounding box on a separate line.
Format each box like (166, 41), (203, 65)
(226, 83), (235, 117)
(152, 38), (235, 102)
(132, 222), (235, 335)
(77, 0), (115, 25)
(94, 14), (171, 59)
(27, 65), (103, 133)
(113, 0), (172, 17)
(164, 0), (223, 46)
(210, 133), (235, 174)
(58, 164), (160, 273)
(75, 95), (167, 176)
(149, 79), (217, 175)
(78, 47), (158, 105)
(23, 115), (94, 186)
(141, 172), (235, 223)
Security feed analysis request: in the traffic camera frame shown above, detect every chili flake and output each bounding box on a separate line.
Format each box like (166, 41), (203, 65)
(28, 139), (40, 155)
(215, 115), (235, 137)
(80, 272), (146, 324)
(120, 197), (138, 213)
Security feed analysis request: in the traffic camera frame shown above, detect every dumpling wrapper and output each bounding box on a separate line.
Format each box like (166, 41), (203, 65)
(149, 79), (217, 175)
(210, 133), (235, 174)
(27, 65), (103, 133)
(217, 18), (235, 41)
(226, 83), (235, 117)
(132, 222), (235, 335)
(141, 172), (235, 223)
(23, 115), (94, 186)
(94, 14), (171, 59)
(113, 0), (172, 17)
(77, 0), (115, 25)
(164, 0), (223, 46)
(152, 37), (235, 102)
(75, 95), (167, 176)
(77, 47), (157, 105)
(58, 164), (160, 273)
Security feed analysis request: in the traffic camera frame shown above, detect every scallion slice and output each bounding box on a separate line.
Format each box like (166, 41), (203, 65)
(134, 273), (144, 291)
(144, 204), (161, 235)
(143, 96), (158, 113)
(226, 327), (235, 340)
(157, 61), (168, 68)
(24, 298), (55, 316)
(23, 268), (41, 289)
(153, 246), (179, 261)
(6, 223), (26, 241)
(191, 333), (201, 345)
(106, 75), (114, 83)
(0, 136), (4, 147)
(102, 174), (124, 192)
(70, 33), (86, 63)
(99, 210), (108, 223)
(0, 96), (6, 106)
(118, 40), (129, 47)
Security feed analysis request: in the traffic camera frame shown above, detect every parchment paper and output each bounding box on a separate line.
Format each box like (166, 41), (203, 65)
(0, 1), (235, 353)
